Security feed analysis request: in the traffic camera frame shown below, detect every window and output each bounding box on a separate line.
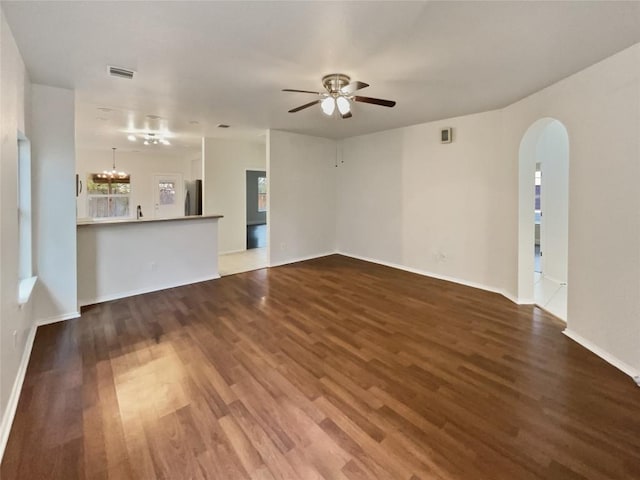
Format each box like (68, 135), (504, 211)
(18, 135), (32, 280)
(258, 176), (267, 212)
(534, 170), (541, 224)
(87, 174), (131, 218)
(159, 181), (176, 205)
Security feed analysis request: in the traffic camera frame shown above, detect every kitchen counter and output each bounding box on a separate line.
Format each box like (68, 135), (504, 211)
(77, 214), (223, 226)
(77, 214), (223, 306)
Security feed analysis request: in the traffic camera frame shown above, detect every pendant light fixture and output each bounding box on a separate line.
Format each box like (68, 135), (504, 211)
(98, 147), (128, 179)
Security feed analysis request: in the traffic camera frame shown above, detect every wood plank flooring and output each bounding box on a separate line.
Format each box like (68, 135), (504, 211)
(2, 255), (639, 479)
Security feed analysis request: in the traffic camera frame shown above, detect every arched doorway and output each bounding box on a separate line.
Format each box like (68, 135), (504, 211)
(518, 118), (569, 320)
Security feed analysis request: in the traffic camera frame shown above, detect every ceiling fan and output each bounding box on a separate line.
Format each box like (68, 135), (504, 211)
(283, 73), (396, 119)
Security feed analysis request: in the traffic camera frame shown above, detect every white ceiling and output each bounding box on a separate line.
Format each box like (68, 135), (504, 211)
(3, 1), (640, 150)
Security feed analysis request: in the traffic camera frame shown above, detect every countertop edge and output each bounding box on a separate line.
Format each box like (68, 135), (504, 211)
(77, 215), (223, 226)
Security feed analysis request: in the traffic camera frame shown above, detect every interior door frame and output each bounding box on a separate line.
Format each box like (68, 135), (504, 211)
(245, 169), (267, 249)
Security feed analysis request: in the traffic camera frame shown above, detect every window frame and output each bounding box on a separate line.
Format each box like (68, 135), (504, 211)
(18, 132), (36, 305)
(86, 174), (132, 219)
(17, 133), (32, 280)
(257, 175), (267, 213)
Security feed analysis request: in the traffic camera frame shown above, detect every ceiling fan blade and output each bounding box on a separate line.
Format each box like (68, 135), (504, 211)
(340, 81), (369, 95)
(282, 89), (321, 95)
(288, 100), (320, 113)
(354, 96), (396, 108)
(341, 111), (353, 119)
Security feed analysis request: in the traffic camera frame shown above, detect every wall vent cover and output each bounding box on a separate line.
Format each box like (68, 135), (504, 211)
(440, 127), (453, 144)
(107, 66), (135, 79)
(217, 124), (230, 128)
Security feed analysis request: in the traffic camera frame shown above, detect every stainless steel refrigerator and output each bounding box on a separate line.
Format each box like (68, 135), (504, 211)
(184, 179), (202, 216)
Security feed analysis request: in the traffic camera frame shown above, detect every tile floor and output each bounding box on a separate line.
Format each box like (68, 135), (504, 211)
(218, 247), (268, 276)
(534, 271), (567, 321)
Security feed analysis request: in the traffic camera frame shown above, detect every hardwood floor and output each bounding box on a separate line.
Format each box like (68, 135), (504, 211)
(2, 255), (639, 479)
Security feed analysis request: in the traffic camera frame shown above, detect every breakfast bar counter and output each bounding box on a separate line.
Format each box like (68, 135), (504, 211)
(77, 214), (223, 306)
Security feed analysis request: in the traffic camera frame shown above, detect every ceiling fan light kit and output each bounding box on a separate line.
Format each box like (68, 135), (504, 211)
(321, 97), (336, 115)
(283, 73), (396, 119)
(336, 96), (350, 115)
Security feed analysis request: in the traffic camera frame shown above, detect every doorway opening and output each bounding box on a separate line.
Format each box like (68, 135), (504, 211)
(518, 118), (569, 320)
(215, 169), (269, 276)
(246, 170), (267, 249)
(203, 137), (268, 276)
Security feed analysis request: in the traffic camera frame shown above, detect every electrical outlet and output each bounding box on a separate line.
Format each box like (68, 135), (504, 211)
(150, 261), (157, 272)
(280, 242), (286, 251)
(12, 330), (18, 348)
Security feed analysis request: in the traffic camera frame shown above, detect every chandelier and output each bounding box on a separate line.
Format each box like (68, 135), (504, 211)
(97, 147), (128, 179)
(127, 132), (170, 146)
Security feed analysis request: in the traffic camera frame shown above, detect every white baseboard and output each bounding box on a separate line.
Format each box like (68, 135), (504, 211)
(534, 303), (567, 323)
(515, 297), (536, 305)
(563, 328), (639, 381)
(78, 274), (221, 307)
(336, 252), (636, 384)
(499, 291), (519, 304)
(219, 248), (247, 256)
(0, 324), (37, 461)
(336, 251), (518, 303)
(502, 292), (536, 305)
(269, 251), (337, 268)
(36, 311), (80, 326)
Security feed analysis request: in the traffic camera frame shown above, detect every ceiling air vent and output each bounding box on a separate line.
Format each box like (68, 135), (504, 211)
(107, 66), (135, 80)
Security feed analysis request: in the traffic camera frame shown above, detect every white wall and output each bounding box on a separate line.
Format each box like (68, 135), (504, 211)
(268, 130), (337, 266)
(76, 149), (197, 220)
(31, 85), (78, 323)
(0, 8), (33, 456)
(536, 120), (569, 284)
(337, 111), (508, 294)
(337, 43), (640, 376)
(191, 156), (202, 180)
(504, 44), (640, 374)
(203, 138), (266, 254)
(336, 129), (404, 265)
